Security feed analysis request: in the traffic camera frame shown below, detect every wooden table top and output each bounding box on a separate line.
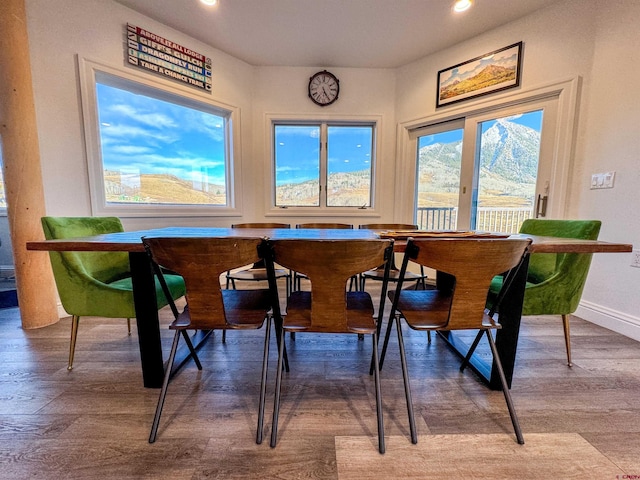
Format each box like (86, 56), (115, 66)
(26, 227), (633, 255)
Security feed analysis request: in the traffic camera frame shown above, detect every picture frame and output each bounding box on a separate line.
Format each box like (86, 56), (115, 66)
(436, 41), (523, 108)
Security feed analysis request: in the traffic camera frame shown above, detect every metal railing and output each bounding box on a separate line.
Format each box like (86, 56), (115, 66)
(416, 207), (533, 233)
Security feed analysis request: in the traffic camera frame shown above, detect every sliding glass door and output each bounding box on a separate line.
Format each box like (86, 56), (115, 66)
(413, 98), (557, 233)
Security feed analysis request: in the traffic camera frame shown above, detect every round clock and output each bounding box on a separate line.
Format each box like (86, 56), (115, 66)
(308, 70), (340, 107)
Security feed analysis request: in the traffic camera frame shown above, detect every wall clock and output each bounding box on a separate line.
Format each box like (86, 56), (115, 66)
(308, 70), (340, 107)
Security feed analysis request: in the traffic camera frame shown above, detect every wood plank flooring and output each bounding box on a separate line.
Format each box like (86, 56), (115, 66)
(0, 282), (639, 479)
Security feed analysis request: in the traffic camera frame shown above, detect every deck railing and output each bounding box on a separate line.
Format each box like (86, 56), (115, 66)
(416, 207), (533, 233)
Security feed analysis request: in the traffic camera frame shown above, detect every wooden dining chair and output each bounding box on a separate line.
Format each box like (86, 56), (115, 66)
(358, 224), (428, 291)
(379, 237), (531, 445)
(268, 238), (393, 454)
(295, 222), (354, 229)
(142, 236), (283, 445)
(224, 223), (292, 343)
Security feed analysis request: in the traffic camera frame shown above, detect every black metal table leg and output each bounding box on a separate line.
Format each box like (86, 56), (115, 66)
(437, 255), (530, 390)
(129, 251), (164, 388)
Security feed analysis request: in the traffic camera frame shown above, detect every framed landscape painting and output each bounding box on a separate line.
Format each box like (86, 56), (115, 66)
(436, 42), (523, 108)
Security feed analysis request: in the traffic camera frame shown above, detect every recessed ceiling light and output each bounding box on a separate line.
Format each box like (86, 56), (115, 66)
(200, 0), (218, 6)
(453, 0), (473, 13)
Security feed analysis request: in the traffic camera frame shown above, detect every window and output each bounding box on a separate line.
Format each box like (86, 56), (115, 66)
(273, 122), (375, 208)
(80, 60), (240, 217)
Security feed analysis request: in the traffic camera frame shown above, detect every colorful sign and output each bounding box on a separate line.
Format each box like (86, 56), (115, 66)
(126, 24), (212, 92)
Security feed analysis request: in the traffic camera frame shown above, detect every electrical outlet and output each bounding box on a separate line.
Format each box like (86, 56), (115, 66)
(631, 250), (640, 268)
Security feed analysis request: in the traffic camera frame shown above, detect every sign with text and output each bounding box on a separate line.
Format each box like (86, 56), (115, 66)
(126, 24), (212, 92)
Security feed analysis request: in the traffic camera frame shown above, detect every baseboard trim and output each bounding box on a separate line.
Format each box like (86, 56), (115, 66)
(576, 301), (640, 342)
(57, 303), (69, 319)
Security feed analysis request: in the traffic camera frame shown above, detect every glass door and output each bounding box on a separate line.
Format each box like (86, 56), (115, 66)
(415, 120), (464, 230)
(413, 98), (557, 233)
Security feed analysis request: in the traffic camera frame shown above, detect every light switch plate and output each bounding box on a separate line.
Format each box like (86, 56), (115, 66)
(590, 171), (615, 189)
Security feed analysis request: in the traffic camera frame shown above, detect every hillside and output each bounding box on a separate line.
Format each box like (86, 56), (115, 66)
(276, 170), (371, 206)
(417, 118), (540, 207)
(440, 65), (516, 100)
(104, 171), (226, 205)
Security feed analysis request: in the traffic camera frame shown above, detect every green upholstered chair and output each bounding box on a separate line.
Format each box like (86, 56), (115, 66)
(41, 216), (186, 370)
(488, 219), (602, 366)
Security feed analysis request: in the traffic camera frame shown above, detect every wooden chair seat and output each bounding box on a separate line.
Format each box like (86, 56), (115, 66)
(169, 290), (273, 330)
(285, 290), (376, 334)
(389, 289), (500, 330)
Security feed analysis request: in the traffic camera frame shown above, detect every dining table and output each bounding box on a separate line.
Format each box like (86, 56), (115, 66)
(27, 227), (632, 390)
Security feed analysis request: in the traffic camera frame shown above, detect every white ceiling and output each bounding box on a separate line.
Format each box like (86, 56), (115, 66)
(115, 0), (562, 68)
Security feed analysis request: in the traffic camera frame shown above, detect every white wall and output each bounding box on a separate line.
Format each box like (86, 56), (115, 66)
(396, 0), (640, 339)
(573, 0), (640, 338)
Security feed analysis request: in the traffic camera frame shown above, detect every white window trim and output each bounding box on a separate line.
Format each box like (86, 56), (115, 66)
(394, 76), (581, 222)
(264, 113), (382, 218)
(78, 57), (243, 218)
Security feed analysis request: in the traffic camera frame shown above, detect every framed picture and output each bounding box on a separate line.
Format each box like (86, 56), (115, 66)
(436, 42), (523, 108)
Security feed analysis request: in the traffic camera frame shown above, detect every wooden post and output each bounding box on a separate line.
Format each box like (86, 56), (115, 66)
(0, 0), (60, 328)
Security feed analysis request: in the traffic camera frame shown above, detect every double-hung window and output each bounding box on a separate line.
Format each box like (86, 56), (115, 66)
(273, 121), (375, 209)
(80, 59), (239, 217)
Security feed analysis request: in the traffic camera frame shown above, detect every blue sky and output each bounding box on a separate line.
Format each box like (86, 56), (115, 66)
(440, 44), (520, 88)
(419, 110), (543, 147)
(274, 125), (372, 186)
(96, 82), (227, 186)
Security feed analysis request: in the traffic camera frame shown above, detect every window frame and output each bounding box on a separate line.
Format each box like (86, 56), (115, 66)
(265, 113), (381, 216)
(79, 58), (242, 218)
(395, 77), (581, 223)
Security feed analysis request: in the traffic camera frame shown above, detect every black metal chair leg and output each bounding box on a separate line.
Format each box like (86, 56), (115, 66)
(378, 313), (397, 372)
(180, 330), (202, 370)
(273, 315), (289, 373)
(270, 329), (286, 448)
(460, 329), (484, 372)
(485, 329), (524, 445)
(396, 319), (417, 444)
(256, 316), (272, 444)
(371, 332), (385, 454)
(149, 330), (181, 443)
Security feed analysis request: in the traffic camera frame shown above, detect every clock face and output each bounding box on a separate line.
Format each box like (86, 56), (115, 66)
(308, 70), (339, 106)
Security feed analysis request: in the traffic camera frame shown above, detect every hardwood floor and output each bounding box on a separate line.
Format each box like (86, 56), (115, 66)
(1, 282), (639, 479)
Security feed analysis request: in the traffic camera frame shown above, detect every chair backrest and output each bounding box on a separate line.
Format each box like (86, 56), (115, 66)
(518, 219), (601, 314)
(404, 237), (531, 330)
(142, 236), (267, 329)
(41, 216), (131, 311)
(270, 239), (392, 332)
(232, 223), (291, 229)
(296, 223), (353, 229)
(359, 223), (418, 230)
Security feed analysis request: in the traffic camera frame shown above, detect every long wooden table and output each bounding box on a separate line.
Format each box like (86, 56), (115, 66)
(27, 227), (632, 389)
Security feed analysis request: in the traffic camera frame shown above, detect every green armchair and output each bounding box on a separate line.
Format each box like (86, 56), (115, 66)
(489, 219), (602, 366)
(41, 216), (186, 370)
